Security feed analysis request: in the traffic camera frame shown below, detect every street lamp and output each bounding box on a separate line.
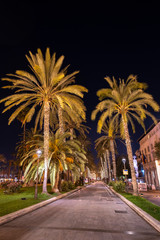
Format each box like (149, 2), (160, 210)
(122, 158), (126, 169)
(35, 149), (42, 199)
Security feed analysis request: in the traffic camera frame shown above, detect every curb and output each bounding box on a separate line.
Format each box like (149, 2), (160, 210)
(109, 187), (160, 233)
(0, 187), (83, 226)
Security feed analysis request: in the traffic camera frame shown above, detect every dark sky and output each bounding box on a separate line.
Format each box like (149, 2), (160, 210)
(0, 2), (160, 160)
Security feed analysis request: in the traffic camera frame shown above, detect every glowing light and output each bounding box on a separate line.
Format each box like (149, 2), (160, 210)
(37, 149), (42, 158)
(126, 231), (135, 235)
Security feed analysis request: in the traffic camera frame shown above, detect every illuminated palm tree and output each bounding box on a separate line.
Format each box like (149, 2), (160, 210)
(21, 129), (87, 192)
(94, 122), (118, 180)
(92, 75), (159, 195)
(16, 107), (30, 147)
(0, 48), (88, 194)
(95, 136), (111, 182)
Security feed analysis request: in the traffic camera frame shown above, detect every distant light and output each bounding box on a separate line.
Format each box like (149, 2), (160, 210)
(126, 231), (135, 235)
(37, 149), (42, 157)
(122, 158), (126, 164)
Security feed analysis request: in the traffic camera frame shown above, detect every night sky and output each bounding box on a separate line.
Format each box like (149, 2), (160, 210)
(0, 2), (160, 161)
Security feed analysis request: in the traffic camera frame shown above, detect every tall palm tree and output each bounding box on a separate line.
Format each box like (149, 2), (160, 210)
(0, 48), (88, 194)
(16, 107), (31, 159)
(21, 129), (87, 191)
(95, 136), (112, 182)
(92, 75), (159, 195)
(55, 102), (87, 184)
(94, 122), (118, 180)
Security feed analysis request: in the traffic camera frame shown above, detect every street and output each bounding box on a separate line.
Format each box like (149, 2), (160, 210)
(0, 182), (159, 240)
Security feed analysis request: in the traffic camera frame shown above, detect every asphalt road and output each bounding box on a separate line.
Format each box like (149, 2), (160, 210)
(0, 182), (160, 240)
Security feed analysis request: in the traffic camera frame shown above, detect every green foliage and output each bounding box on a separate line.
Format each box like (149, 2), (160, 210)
(1, 181), (22, 193)
(68, 180), (75, 190)
(121, 192), (160, 221)
(75, 180), (81, 187)
(91, 75), (159, 135)
(108, 181), (114, 186)
(0, 48), (88, 130)
(61, 181), (69, 192)
(112, 180), (125, 192)
(0, 185), (57, 216)
(19, 129), (87, 189)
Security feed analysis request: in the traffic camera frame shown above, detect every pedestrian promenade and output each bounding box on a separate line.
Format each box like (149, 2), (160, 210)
(0, 182), (159, 240)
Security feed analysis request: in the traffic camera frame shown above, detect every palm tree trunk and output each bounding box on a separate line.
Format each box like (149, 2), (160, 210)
(56, 106), (65, 191)
(53, 170), (60, 192)
(8, 161), (12, 178)
(103, 152), (108, 181)
(122, 116), (138, 196)
(42, 101), (50, 194)
(23, 123), (26, 154)
(110, 139), (117, 181)
(106, 149), (112, 182)
(100, 157), (103, 179)
(35, 158), (39, 199)
(58, 106), (64, 135)
(68, 128), (74, 182)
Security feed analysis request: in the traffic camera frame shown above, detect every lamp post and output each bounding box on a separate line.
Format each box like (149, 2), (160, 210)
(35, 149), (42, 199)
(122, 158), (128, 180)
(122, 158), (126, 169)
(110, 169), (113, 180)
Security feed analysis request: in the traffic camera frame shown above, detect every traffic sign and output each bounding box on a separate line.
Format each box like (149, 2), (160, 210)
(123, 169), (128, 175)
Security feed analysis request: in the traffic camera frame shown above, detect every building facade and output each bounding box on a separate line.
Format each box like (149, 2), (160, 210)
(138, 121), (160, 190)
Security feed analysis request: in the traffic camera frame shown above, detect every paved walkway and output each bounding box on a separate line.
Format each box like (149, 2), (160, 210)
(0, 182), (160, 240)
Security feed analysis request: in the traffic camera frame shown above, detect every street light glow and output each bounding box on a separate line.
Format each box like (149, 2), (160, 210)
(37, 149), (42, 158)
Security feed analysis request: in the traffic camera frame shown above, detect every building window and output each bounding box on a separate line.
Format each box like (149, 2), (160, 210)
(144, 148), (147, 154)
(151, 144), (153, 150)
(147, 146), (150, 152)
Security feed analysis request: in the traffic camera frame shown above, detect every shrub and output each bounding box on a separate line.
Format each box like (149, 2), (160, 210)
(8, 182), (22, 193)
(1, 181), (10, 190)
(108, 181), (115, 186)
(75, 180), (81, 187)
(61, 181), (69, 192)
(0, 181), (22, 193)
(68, 181), (75, 190)
(113, 181), (125, 192)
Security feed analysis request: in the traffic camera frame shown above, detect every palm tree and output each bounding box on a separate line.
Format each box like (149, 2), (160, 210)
(21, 129), (87, 192)
(91, 75), (159, 195)
(0, 154), (6, 163)
(8, 159), (15, 178)
(0, 154), (6, 178)
(0, 48), (88, 194)
(95, 136), (111, 182)
(16, 107), (30, 155)
(94, 122), (118, 181)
